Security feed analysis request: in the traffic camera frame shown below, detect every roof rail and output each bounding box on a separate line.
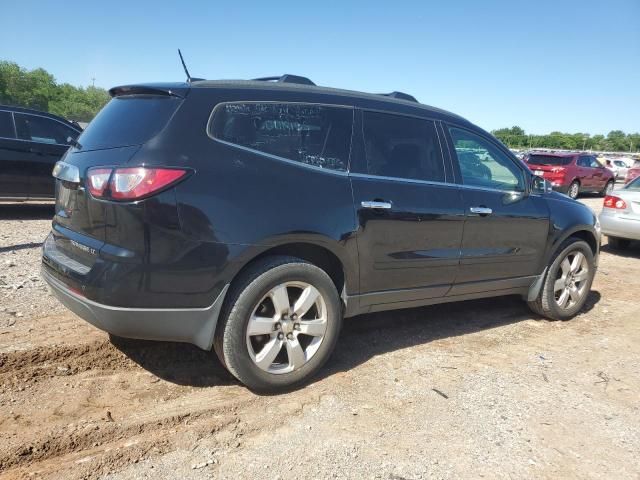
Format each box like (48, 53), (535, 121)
(253, 74), (316, 86)
(379, 91), (418, 103)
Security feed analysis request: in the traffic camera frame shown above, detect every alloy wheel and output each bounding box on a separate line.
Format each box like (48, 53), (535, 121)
(246, 282), (328, 374)
(553, 250), (589, 310)
(569, 182), (579, 199)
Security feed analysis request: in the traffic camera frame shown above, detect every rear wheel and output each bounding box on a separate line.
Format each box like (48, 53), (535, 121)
(528, 238), (595, 320)
(608, 236), (630, 250)
(600, 180), (614, 197)
(214, 256), (342, 392)
(567, 181), (580, 199)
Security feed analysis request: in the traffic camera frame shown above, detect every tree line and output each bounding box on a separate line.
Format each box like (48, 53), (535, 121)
(0, 61), (110, 123)
(1, 61), (638, 152)
(492, 126), (639, 153)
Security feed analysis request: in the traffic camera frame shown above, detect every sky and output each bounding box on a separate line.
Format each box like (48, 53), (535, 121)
(2, 0), (638, 134)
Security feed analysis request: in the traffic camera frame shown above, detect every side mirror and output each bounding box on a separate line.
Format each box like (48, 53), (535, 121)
(531, 175), (551, 194)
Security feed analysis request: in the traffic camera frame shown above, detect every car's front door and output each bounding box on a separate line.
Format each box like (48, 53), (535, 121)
(0, 110), (33, 198)
(14, 113), (77, 198)
(445, 125), (550, 295)
(577, 155), (595, 189)
(350, 110), (465, 310)
(588, 156), (608, 191)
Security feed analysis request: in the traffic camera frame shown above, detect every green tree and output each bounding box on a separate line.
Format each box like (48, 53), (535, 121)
(0, 60), (109, 122)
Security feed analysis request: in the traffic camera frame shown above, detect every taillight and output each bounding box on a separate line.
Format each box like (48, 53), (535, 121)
(87, 168), (112, 197)
(603, 195), (627, 210)
(86, 167), (188, 201)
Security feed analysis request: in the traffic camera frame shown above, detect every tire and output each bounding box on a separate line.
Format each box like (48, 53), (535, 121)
(608, 236), (630, 250)
(600, 180), (614, 197)
(527, 238), (595, 321)
(214, 256), (342, 392)
(567, 181), (580, 199)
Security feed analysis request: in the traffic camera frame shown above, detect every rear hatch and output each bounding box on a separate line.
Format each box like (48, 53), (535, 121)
(47, 88), (186, 274)
(527, 154), (572, 181)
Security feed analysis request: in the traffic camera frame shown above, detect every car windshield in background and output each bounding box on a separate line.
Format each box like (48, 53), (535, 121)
(527, 154), (572, 166)
(77, 95), (182, 151)
(624, 177), (640, 191)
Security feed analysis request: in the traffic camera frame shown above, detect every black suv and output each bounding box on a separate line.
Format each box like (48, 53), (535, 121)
(42, 76), (600, 391)
(0, 105), (82, 200)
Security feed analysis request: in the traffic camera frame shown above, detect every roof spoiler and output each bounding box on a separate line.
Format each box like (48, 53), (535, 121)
(108, 85), (187, 98)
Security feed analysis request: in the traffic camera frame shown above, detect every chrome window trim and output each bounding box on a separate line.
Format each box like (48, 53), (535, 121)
(206, 101), (354, 176)
(1, 109), (80, 146)
(348, 172), (459, 189)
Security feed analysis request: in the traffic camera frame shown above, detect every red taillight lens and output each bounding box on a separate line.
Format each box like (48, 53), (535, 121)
(87, 168), (113, 198)
(86, 167), (188, 200)
(603, 195), (627, 210)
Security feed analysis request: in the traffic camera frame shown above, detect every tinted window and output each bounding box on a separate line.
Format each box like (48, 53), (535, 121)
(0, 111), (14, 138)
(78, 95), (181, 150)
(362, 111), (445, 182)
(577, 156), (591, 167)
(449, 127), (524, 191)
(527, 154), (572, 166)
(210, 103), (353, 171)
(14, 113), (77, 145)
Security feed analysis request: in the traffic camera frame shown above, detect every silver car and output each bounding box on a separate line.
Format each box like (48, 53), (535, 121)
(599, 177), (640, 249)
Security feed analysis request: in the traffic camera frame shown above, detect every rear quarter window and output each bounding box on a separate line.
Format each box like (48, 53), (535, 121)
(208, 102), (353, 172)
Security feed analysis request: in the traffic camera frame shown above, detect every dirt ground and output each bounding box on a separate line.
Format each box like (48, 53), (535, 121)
(0, 196), (638, 480)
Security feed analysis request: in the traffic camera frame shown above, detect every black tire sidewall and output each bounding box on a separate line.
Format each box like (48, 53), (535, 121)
(220, 260), (342, 392)
(542, 240), (594, 320)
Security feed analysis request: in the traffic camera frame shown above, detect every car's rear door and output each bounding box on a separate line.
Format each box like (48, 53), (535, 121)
(444, 125), (549, 294)
(14, 112), (78, 198)
(349, 110), (465, 310)
(0, 109), (31, 198)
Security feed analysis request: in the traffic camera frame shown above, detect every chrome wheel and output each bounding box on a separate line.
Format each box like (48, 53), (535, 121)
(569, 182), (579, 199)
(553, 251), (589, 309)
(246, 282), (328, 374)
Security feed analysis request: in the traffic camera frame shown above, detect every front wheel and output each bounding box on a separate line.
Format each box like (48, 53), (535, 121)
(214, 256), (342, 392)
(528, 239), (595, 320)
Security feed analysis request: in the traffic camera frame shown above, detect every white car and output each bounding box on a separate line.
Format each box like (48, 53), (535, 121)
(599, 177), (640, 248)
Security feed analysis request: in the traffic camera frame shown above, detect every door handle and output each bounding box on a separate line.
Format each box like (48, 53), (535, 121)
(361, 200), (392, 209)
(470, 206), (492, 215)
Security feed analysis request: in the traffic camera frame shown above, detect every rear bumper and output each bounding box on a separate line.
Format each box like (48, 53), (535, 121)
(42, 268), (228, 350)
(599, 213), (640, 241)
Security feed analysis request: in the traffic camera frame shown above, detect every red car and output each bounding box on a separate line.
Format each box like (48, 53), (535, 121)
(525, 152), (615, 199)
(625, 160), (640, 184)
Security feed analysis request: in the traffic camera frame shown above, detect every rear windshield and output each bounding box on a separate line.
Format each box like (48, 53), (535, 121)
(77, 95), (182, 150)
(528, 154), (573, 166)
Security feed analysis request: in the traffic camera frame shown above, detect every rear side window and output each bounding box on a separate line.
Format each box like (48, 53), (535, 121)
(0, 111), (14, 138)
(78, 95), (182, 150)
(209, 102), (353, 171)
(362, 111), (445, 182)
(14, 113), (77, 145)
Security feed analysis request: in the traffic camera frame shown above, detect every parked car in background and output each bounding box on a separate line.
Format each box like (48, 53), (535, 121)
(42, 75), (600, 391)
(525, 152), (614, 199)
(0, 105), (82, 201)
(611, 159), (629, 180)
(625, 160), (640, 184)
(599, 176), (640, 249)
